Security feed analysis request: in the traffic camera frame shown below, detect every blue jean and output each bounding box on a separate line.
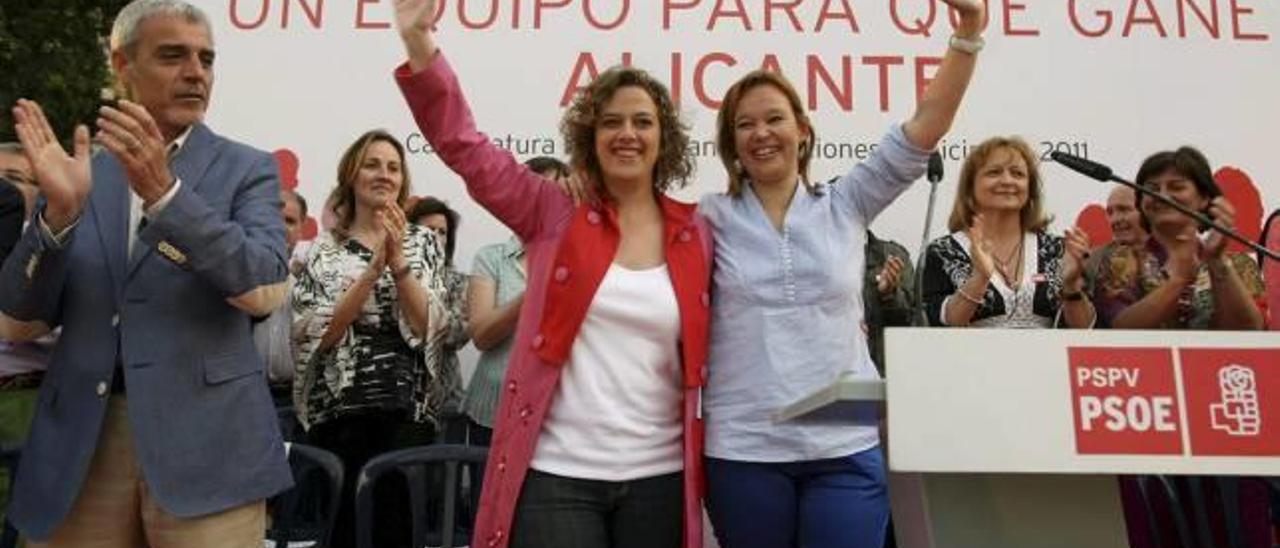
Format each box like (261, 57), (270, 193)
(706, 447), (889, 548)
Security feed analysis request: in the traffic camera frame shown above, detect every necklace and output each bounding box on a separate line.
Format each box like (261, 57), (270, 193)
(992, 236), (1025, 287)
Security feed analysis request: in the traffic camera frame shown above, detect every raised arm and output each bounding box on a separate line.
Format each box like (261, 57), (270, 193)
(902, 0), (987, 150)
(1099, 243), (1184, 329)
(0, 100), (92, 337)
(1203, 198), (1265, 330)
(392, 0), (567, 242)
(1109, 222), (1264, 330)
(396, 0), (439, 72)
(1058, 227), (1098, 328)
(831, 0), (984, 225)
(879, 254), (917, 328)
(145, 148), (289, 316)
(315, 244), (386, 353)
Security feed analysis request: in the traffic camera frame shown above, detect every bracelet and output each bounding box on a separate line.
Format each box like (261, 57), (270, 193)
(956, 287), (984, 305)
(949, 34), (985, 54)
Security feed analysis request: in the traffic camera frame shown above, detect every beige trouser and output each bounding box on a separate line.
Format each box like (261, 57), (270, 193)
(29, 398), (265, 548)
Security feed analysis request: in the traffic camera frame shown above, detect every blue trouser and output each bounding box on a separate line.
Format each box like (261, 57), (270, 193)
(706, 446), (889, 548)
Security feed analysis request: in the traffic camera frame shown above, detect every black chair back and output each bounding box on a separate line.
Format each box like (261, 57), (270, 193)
(354, 444), (488, 548)
(1136, 475), (1265, 548)
(266, 443), (344, 548)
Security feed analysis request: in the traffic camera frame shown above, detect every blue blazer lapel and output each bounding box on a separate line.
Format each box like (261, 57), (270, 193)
(125, 124), (220, 280)
(89, 152), (129, 298)
(170, 124), (219, 195)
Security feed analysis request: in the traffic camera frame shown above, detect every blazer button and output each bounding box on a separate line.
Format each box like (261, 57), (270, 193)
(497, 456), (507, 472)
(111, 314), (120, 328)
(486, 529), (505, 546)
(700, 292), (710, 308)
(519, 406), (531, 419)
(531, 334), (545, 350)
(507, 380), (518, 394)
(96, 381), (108, 397)
(553, 266), (569, 283)
(586, 210), (602, 225)
(679, 229), (693, 243)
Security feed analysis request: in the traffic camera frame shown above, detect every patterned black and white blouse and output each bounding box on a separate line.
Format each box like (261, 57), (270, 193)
(292, 224), (455, 430)
(428, 268), (470, 415)
(921, 230), (1066, 328)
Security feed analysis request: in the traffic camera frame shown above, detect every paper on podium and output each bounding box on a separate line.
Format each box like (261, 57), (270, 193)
(774, 375), (885, 424)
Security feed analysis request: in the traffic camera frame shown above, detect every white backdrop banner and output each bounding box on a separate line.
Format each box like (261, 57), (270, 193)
(194, 0), (1279, 267)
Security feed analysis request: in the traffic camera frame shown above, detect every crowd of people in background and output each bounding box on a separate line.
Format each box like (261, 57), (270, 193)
(0, 0), (1275, 547)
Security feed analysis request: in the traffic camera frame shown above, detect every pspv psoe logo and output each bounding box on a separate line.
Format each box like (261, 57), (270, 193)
(1181, 349), (1280, 456)
(1209, 365), (1260, 436)
(1068, 347), (1183, 455)
(1069, 347), (1280, 457)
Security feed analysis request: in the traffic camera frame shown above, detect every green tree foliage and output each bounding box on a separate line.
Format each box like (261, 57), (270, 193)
(0, 0), (132, 143)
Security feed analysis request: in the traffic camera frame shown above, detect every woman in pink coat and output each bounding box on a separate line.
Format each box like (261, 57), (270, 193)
(392, 1), (713, 547)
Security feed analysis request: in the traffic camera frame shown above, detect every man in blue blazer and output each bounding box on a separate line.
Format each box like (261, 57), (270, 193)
(0, 1), (292, 545)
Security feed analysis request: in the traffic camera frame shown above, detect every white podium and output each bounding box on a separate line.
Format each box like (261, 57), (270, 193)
(778, 328), (1280, 548)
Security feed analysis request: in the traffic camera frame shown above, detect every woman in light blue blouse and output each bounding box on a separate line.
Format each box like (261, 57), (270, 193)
(699, 2), (987, 546)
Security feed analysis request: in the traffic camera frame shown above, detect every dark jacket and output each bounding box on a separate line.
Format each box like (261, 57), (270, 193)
(0, 179), (24, 261)
(862, 231), (915, 372)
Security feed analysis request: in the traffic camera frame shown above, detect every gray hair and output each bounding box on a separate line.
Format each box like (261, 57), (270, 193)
(110, 0), (212, 57)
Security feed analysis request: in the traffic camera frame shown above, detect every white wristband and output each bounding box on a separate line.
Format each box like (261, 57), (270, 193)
(949, 34), (985, 54)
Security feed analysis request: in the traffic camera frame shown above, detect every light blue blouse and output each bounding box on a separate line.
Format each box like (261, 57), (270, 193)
(700, 124), (930, 462)
(462, 237), (526, 428)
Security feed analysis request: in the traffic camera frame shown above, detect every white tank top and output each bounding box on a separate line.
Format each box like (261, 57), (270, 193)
(530, 263), (685, 481)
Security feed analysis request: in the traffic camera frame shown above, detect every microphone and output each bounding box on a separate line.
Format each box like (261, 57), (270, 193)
(1051, 150), (1279, 261)
(914, 152), (945, 325)
(1050, 151), (1112, 182)
(926, 152), (944, 183)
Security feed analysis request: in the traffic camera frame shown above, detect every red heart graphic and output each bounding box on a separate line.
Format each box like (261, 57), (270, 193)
(1213, 167), (1263, 255)
(302, 216), (318, 241)
(272, 149), (300, 191)
(1074, 203), (1111, 248)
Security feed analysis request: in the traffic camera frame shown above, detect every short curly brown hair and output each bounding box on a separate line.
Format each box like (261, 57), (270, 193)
(560, 66), (694, 197)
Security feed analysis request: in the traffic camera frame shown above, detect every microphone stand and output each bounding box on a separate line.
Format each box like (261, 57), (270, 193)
(1051, 151), (1279, 262)
(913, 152), (944, 326)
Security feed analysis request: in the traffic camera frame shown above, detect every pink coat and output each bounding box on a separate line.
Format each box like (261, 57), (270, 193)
(396, 55), (711, 548)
